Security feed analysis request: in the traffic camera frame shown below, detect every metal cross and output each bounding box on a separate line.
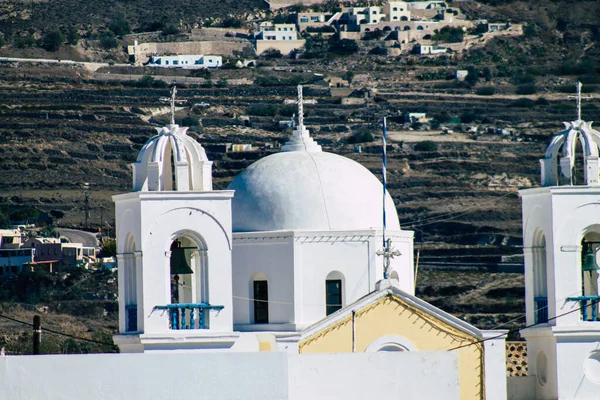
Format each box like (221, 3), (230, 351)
(160, 86), (187, 125)
(376, 238), (401, 279)
(567, 81), (593, 122)
(283, 85), (317, 129)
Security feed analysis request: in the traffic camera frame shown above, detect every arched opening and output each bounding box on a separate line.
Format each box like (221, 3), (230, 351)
(326, 271), (344, 315)
(401, 16), (409, 21)
(394, 26), (401, 31)
(163, 139), (176, 191)
(383, 26), (392, 31)
(404, 26), (411, 31)
(572, 134), (587, 185)
(364, 27), (371, 32)
(417, 26), (424, 30)
(168, 234), (209, 327)
(251, 272), (269, 324)
(581, 232), (600, 321)
(124, 233), (138, 332)
(389, 270), (399, 281)
(378, 343), (407, 352)
(532, 231), (548, 323)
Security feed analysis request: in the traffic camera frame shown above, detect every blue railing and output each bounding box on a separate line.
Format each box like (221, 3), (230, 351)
(566, 296), (600, 322)
(153, 303), (224, 330)
(125, 304), (138, 332)
(534, 297), (548, 324)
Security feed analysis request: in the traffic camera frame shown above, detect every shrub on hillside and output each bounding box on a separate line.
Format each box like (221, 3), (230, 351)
(247, 104), (276, 116)
(476, 86), (496, 96)
(328, 39), (359, 55)
(108, 16), (131, 37)
(516, 84), (537, 95)
(347, 130), (374, 144)
(41, 31), (65, 52)
(15, 34), (36, 49)
(432, 26), (464, 43)
(414, 141), (438, 152)
(221, 17), (242, 28)
(510, 98), (536, 108)
(100, 32), (119, 49)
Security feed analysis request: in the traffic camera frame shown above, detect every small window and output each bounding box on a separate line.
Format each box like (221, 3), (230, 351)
(173, 60), (179, 65)
(311, 16), (318, 21)
(253, 280), (269, 323)
(165, 61), (169, 65)
(326, 279), (342, 315)
(393, 7), (398, 11)
(300, 17), (308, 23)
(289, 36), (292, 40)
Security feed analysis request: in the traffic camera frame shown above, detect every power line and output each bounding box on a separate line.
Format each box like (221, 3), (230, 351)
(447, 297), (598, 352)
(0, 313), (114, 347)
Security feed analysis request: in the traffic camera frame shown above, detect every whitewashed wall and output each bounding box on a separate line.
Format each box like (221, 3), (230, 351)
(0, 351), (459, 400)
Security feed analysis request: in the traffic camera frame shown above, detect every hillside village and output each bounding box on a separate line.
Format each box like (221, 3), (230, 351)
(1, 1), (600, 399)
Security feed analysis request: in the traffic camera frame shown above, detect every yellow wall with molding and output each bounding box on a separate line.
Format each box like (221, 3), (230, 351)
(299, 295), (484, 400)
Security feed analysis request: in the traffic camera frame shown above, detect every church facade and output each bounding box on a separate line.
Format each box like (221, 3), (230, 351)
(111, 86), (507, 399)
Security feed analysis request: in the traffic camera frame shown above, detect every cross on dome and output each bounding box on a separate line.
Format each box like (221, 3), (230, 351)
(281, 85), (322, 152)
(567, 81), (593, 122)
(160, 86), (187, 126)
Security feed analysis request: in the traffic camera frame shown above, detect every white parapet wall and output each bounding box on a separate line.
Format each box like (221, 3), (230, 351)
(0, 351), (459, 400)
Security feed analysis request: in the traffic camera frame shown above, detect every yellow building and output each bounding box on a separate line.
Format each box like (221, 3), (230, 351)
(298, 282), (507, 400)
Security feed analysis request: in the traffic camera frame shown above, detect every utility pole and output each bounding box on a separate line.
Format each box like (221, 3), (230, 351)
(83, 182), (90, 229)
(32, 315), (41, 355)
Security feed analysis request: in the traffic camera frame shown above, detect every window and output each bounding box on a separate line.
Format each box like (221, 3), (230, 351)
(173, 60), (179, 65)
(165, 61), (169, 65)
(289, 36), (292, 40)
(300, 17), (309, 23)
(326, 279), (342, 315)
(393, 7), (398, 11)
(253, 280), (269, 323)
(311, 16), (318, 21)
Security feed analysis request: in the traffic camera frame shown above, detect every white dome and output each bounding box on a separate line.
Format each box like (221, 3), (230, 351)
(227, 149), (400, 232)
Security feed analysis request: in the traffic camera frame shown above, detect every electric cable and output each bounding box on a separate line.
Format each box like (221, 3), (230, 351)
(447, 297), (599, 351)
(0, 313), (114, 347)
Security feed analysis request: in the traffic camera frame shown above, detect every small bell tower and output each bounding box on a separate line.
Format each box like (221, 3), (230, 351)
(113, 87), (235, 353)
(520, 82), (600, 399)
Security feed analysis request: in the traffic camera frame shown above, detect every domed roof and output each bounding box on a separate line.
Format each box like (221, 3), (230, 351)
(132, 123), (212, 192)
(228, 150), (400, 232)
(540, 82), (600, 186)
(131, 87), (212, 192)
(227, 85), (399, 233)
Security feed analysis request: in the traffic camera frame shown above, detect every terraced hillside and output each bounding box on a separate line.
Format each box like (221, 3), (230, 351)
(2, 55), (599, 334)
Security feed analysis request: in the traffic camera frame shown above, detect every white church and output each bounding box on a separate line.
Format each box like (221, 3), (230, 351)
(3, 84), (600, 400)
(112, 86), (415, 352)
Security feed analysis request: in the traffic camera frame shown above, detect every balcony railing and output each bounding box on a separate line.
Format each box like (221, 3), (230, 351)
(534, 297), (548, 324)
(153, 303), (224, 330)
(125, 304), (138, 332)
(566, 296), (600, 322)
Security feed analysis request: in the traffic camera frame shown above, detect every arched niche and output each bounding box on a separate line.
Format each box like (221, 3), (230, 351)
(168, 232), (208, 306)
(123, 232), (138, 332)
(365, 335), (417, 352)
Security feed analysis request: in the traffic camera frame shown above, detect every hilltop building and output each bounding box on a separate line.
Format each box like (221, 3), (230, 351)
(254, 22), (306, 56)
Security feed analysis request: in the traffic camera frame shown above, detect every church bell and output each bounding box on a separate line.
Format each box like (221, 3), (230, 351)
(170, 240), (194, 275)
(582, 243), (600, 272)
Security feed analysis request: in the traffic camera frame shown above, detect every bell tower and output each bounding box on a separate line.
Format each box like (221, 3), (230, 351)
(520, 82), (600, 399)
(112, 87), (235, 353)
